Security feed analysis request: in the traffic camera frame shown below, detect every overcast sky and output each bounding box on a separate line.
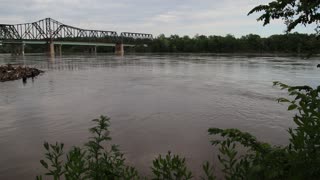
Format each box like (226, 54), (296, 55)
(0, 0), (316, 37)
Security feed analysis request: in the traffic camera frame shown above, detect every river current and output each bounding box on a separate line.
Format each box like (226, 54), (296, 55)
(0, 53), (319, 179)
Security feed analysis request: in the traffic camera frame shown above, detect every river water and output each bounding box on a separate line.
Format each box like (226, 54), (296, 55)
(0, 53), (319, 179)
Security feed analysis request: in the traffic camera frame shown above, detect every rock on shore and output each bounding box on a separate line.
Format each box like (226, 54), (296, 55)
(0, 64), (44, 82)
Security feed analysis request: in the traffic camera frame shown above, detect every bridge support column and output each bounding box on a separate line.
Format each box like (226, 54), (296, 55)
(48, 41), (55, 57)
(21, 43), (25, 56)
(10, 45), (17, 56)
(90, 46), (97, 55)
(55, 44), (62, 56)
(115, 43), (124, 56)
(94, 46), (97, 54)
(11, 43), (25, 56)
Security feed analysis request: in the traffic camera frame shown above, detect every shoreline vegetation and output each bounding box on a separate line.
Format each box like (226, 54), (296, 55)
(0, 33), (319, 55)
(0, 64), (44, 82)
(140, 33), (320, 55)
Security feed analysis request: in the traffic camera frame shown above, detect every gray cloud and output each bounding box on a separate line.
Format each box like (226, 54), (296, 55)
(0, 0), (315, 37)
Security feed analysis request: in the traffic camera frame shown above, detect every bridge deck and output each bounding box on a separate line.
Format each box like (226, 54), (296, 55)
(0, 40), (135, 47)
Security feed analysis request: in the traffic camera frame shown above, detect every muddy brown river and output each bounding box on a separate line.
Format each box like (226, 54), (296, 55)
(0, 53), (319, 179)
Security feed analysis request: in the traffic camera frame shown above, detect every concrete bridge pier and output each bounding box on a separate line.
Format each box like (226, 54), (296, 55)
(90, 46), (97, 54)
(11, 43), (25, 56)
(55, 44), (62, 56)
(48, 41), (55, 57)
(94, 46), (97, 54)
(21, 43), (25, 56)
(86, 46), (97, 54)
(115, 43), (124, 56)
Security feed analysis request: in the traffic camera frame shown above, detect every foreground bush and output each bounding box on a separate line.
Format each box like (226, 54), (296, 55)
(37, 82), (320, 179)
(36, 116), (140, 180)
(208, 82), (320, 180)
(36, 116), (195, 180)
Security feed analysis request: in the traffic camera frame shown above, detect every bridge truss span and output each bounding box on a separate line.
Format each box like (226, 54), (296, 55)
(0, 18), (153, 56)
(0, 18), (153, 43)
(120, 32), (153, 39)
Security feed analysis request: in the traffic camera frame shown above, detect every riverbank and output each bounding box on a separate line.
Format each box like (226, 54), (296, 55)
(0, 64), (44, 82)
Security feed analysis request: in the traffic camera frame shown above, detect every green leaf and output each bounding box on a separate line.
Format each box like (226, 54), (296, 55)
(288, 104), (298, 111)
(44, 142), (49, 151)
(40, 160), (48, 169)
(277, 98), (290, 103)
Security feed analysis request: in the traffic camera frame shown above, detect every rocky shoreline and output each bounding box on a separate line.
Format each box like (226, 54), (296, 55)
(0, 64), (44, 82)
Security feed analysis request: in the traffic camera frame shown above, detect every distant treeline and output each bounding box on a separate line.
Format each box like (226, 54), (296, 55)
(137, 33), (319, 54)
(0, 33), (319, 54)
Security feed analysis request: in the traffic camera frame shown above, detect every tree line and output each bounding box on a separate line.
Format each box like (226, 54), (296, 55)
(0, 33), (319, 55)
(137, 33), (319, 54)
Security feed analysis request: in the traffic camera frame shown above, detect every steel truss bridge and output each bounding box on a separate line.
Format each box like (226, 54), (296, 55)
(0, 18), (153, 55)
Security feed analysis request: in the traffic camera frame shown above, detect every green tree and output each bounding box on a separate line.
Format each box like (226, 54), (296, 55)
(248, 0), (320, 33)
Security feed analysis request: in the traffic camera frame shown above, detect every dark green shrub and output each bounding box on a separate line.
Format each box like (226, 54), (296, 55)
(208, 82), (320, 180)
(36, 116), (139, 180)
(201, 162), (216, 180)
(151, 151), (192, 180)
